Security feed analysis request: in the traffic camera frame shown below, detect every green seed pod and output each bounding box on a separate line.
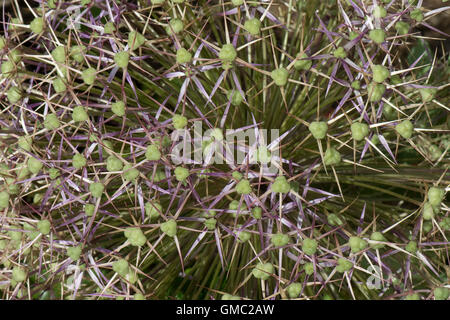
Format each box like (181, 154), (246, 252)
(84, 203), (95, 217)
(351, 122), (369, 141)
(204, 218), (217, 230)
(422, 202), (435, 220)
(12, 266), (27, 282)
(53, 77), (66, 93)
(18, 136), (32, 151)
(128, 31), (145, 51)
(1, 61), (15, 77)
(252, 207), (262, 219)
(160, 219), (177, 237)
(349, 31), (359, 40)
(123, 164), (139, 181)
(28, 157), (43, 174)
(151, 0), (165, 4)
(372, 64), (390, 83)
(134, 293), (145, 300)
(172, 114), (188, 129)
(152, 169), (166, 182)
(0, 191), (10, 209)
(351, 80), (361, 90)
(428, 187), (444, 207)
(232, 171), (243, 181)
(304, 262), (314, 275)
(112, 259), (129, 277)
(51, 46), (66, 63)
(72, 153), (87, 169)
(368, 82), (386, 102)
(429, 145), (442, 161)
(252, 262), (274, 280)
(395, 21), (410, 35)
(219, 44), (237, 62)
(176, 47), (192, 64)
(7, 86), (22, 104)
(9, 18), (22, 32)
(309, 121), (328, 140)
(327, 213), (344, 226)
(37, 219), (51, 235)
(9, 228), (22, 241)
(370, 232), (386, 249)
(271, 67), (289, 86)
(237, 230), (251, 242)
(81, 0), (91, 5)
(44, 113), (60, 130)
(81, 67), (96, 85)
(286, 283), (302, 299)
(72, 106), (89, 122)
(405, 240), (417, 253)
(16, 165), (30, 180)
(111, 101), (125, 117)
(228, 90), (243, 106)
(373, 6), (387, 18)
(67, 245), (82, 260)
(434, 287), (449, 300)
(229, 200), (247, 212)
(203, 210), (216, 218)
(70, 45), (86, 63)
(419, 88), (437, 103)
(395, 120), (413, 139)
(405, 293), (420, 300)
(103, 22), (115, 34)
(0, 36), (5, 50)
(145, 144), (161, 161)
(271, 176), (290, 194)
(106, 155), (123, 172)
(244, 18), (261, 36)
(174, 167), (189, 182)
(167, 19), (184, 35)
(336, 258), (353, 273)
(256, 146), (272, 164)
(423, 221), (433, 233)
(439, 217), (450, 231)
(349, 236), (368, 253)
(410, 9), (423, 22)
(30, 17), (44, 34)
(48, 168), (60, 180)
(302, 238), (318, 255)
(333, 47), (347, 59)
(369, 29), (386, 44)
(236, 179), (252, 195)
(324, 147), (341, 166)
(172, 0), (184, 3)
(7, 177), (19, 195)
(8, 49), (21, 64)
(271, 233), (289, 247)
(89, 182), (104, 198)
(231, 0), (243, 5)
(124, 227), (146, 246)
(33, 193), (43, 204)
(294, 53), (312, 70)
(114, 51), (129, 68)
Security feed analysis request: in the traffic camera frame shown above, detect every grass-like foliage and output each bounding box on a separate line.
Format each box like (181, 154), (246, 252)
(0, 0), (449, 300)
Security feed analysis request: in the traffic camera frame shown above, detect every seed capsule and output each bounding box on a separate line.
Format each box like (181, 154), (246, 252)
(114, 51), (129, 68)
(244, 18), (261, 36)
(160, 219), (177, 237)
(30, 17), (44, 34)
(395, 120), (414, 139)
(369, 29), (386, 44)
